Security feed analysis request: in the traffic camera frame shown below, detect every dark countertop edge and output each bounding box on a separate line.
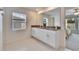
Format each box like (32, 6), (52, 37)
(31, 27), (61, 31)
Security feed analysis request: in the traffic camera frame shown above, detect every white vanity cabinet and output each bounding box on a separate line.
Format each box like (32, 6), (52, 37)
(32, 28), (47, 42)
(32, 28), (65, 49)
(46, 30), (56, 48)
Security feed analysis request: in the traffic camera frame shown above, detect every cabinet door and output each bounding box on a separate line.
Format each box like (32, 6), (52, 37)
(35, 29), (42, 39)
(37, 29), (47, 42)
(41, 30), (48, 43)
(32, 28), (47, 41)
(46, 30), (56, 48)
(32, 28), (56, 48)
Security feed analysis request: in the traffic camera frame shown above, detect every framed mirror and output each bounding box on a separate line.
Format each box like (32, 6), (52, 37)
(12, 12), (27, 31)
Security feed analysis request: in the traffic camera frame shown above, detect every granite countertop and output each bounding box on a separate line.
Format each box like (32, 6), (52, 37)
(31, 25), (61, 31)
(32, 27), (61, 31)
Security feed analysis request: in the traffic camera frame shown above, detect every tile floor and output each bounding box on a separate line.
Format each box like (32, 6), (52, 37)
(4, 37), (55, 51)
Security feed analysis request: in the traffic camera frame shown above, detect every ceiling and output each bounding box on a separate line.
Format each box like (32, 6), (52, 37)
(43, 7), (60, 16)
(22, 7), (57, 14)
(43, 7), (78, 16)
(26, 7), (48, 12)
(3, 7), (77, 16)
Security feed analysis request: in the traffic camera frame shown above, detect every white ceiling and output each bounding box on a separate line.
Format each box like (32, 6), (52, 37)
(2, 7), (77, 16)
(42, 7), (79, 16)
(42, 7), (60, 16)
(25, 7), (48, 12)
(22, 7), (57, 14)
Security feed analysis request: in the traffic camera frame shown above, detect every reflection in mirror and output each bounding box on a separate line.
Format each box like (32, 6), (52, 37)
(43, 17), (48, 27)
(65, 7), (79, 51)
(12, 12), (27, 31)
(41, 7), (61, 30)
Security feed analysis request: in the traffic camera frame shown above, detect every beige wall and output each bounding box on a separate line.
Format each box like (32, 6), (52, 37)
(0, 32), (2, 50)
(30, 11), (43, 25)
(0, 12), (2, 50)
(3, 7), (36, 49)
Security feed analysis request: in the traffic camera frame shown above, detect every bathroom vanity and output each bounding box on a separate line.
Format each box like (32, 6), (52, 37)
(31, 27), (65, 50)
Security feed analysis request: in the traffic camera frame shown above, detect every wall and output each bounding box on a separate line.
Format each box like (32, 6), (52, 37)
(0, 12), (2, 50)
(3, 7), (35, 49)
(30, 11), (43, 25)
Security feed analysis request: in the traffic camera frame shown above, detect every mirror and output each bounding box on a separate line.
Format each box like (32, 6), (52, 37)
(12, 12), (27, 31)
(41, 7), (61, 30)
